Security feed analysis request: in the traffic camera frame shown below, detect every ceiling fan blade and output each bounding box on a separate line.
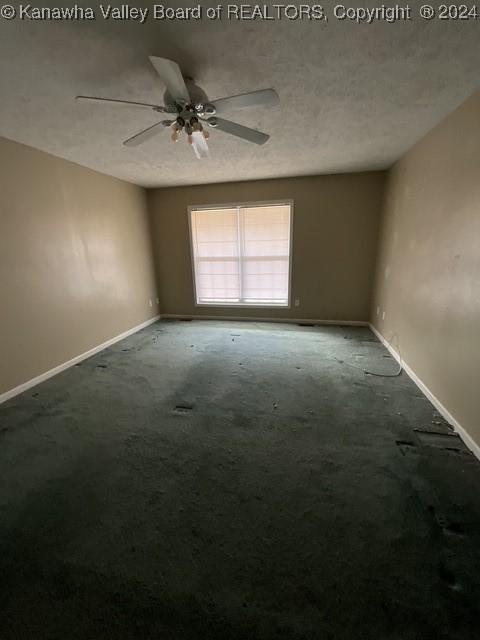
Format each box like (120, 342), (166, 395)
(190, 131), (210, 159)
(123, 121), (166, 147)
(76, 95), (165, 111)
(211, 89), (279, 115)
(206, 117), (270, 145)
(149, 56), (190, 104)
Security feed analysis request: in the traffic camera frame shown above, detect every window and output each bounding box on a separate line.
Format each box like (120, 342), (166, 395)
(189, 202), (292, 307)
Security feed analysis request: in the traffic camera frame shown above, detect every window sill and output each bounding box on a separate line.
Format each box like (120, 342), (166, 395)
(196, 302), (289, 309)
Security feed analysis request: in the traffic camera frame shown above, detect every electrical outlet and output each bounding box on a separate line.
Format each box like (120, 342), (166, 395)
(294, 298), (300, 307)
(382, 311), (386, 320)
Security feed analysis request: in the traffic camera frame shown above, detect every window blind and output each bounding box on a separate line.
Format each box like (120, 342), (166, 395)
(190, 203), (291, 306)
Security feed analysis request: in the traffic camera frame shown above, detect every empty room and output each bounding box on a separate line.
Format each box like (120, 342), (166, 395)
(1, 3), (479, 638)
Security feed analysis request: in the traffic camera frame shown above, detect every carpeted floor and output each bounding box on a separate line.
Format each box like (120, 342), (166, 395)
(0, 320), (479, 639)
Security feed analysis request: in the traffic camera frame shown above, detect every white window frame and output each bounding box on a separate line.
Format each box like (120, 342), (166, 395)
(188, 199), (294, 308)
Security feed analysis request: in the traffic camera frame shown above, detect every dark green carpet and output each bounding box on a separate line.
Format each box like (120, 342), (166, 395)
(1, 320), (479, 639)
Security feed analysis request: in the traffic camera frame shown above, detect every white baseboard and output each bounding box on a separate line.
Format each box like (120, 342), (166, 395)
(161, 314), (368, 326)
(0, 315), (160, 405)
(369, 323), (480, 461)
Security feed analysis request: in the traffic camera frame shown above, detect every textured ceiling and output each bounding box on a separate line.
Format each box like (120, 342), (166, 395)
(0, 1), (479, 187)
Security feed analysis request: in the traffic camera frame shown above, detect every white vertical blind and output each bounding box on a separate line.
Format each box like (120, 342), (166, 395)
(190, 203), (291, 306)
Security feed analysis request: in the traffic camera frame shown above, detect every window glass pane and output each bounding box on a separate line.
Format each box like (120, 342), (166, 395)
(193, 208), (238, 258)
(191, 208), (240, 301)
(242, 259), (289, 302)
(196, 259), (240, 301)
(241, 205), (291, 258)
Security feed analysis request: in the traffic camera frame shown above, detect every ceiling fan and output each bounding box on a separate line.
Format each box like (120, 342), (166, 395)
(76, 56), (279, 159)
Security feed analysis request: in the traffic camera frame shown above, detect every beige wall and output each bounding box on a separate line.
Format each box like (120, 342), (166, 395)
(0, 137), (158, 395)
(148, 173), (386, 321)
(371, 91), (480, 448)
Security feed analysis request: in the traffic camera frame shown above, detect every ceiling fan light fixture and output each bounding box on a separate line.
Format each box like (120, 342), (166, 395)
(190, 116), (201, 132)
(191, 131), (210, 159)
(170, 119), (183, 142)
